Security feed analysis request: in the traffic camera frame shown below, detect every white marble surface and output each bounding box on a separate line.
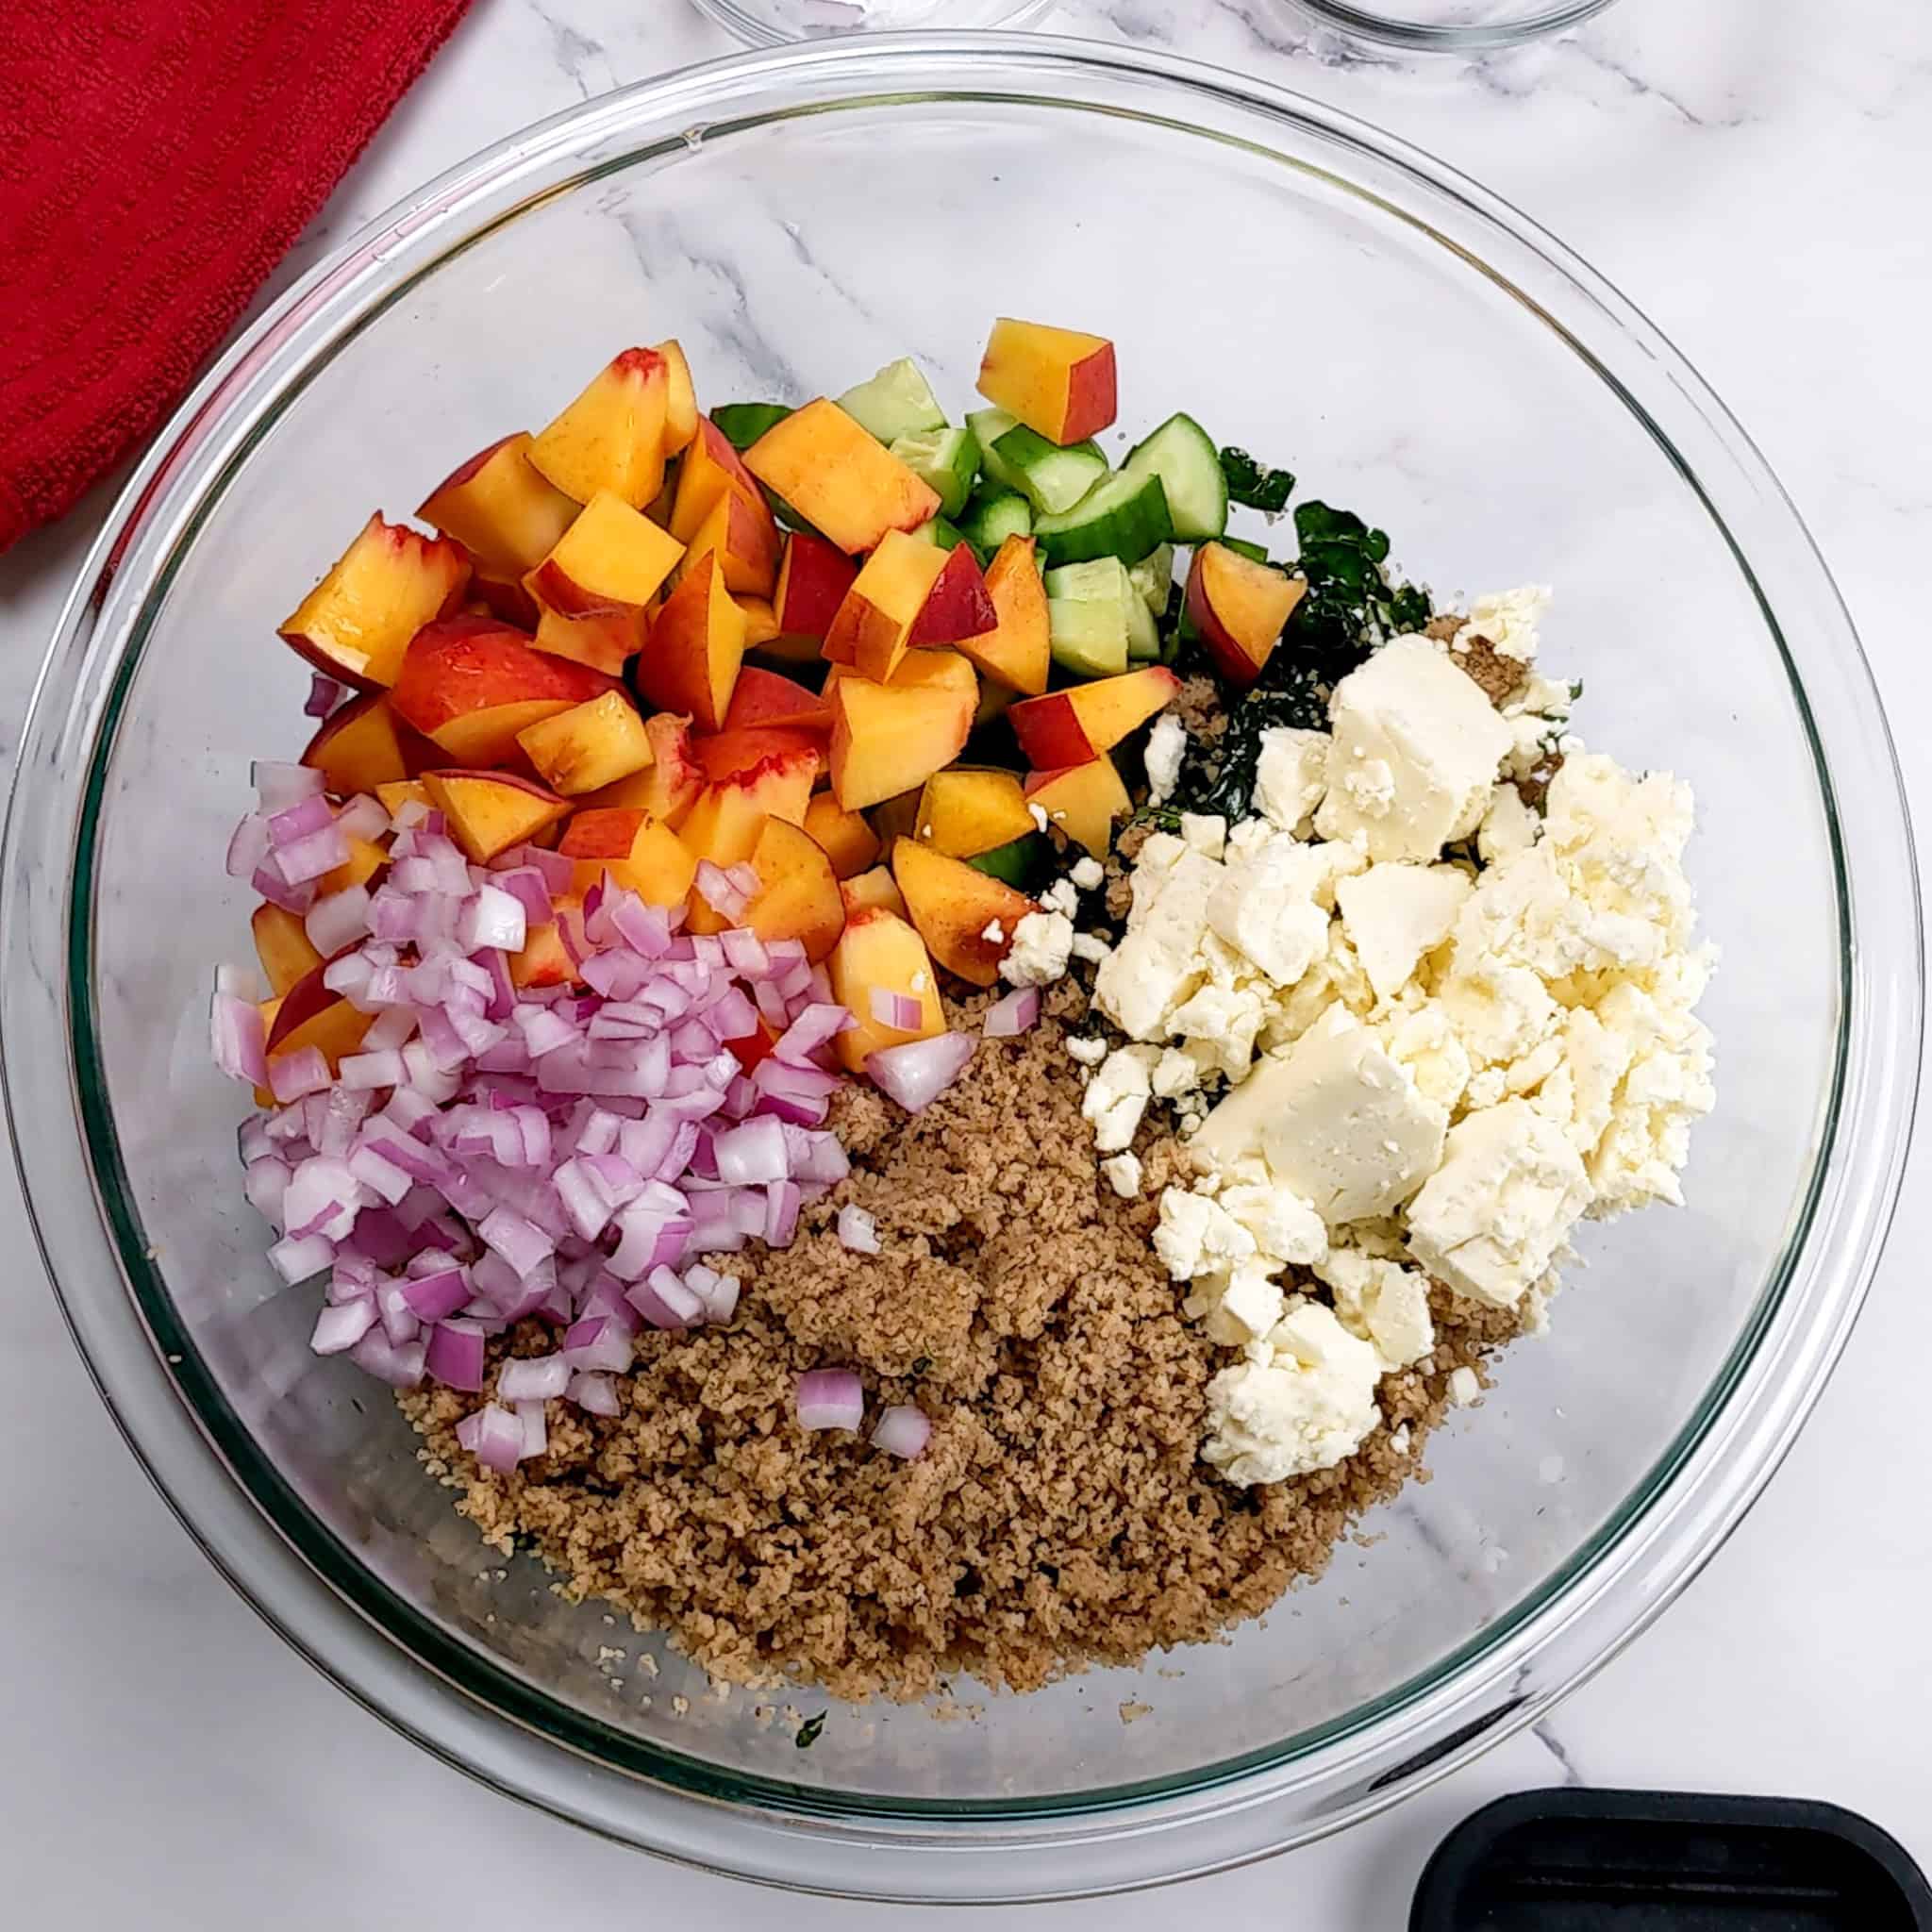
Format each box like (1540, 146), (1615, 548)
(1, 0), (1927, 1921)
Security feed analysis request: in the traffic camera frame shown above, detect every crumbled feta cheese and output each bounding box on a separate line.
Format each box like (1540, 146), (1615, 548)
(1477, 784), (1538, 862)
(1092, 843), (1222, 1040)
(1456, 584), (1551, 663)
(1180, 812), (1227, 859)
(1041, 879), (1080, 919)
(981, 919), (1005, 944)
(1066, 1035), (1108, 1067)
(1070, 932), (1112, 963)
(1082, 1044), (1160, 1153)
(1101, 1151), (1142, 1198)
(1316, 1245), (1435, 1371)
(1313, 635), (1514, 861)
(1206, 832), (1336, 988)
(1217, 1174), (1327, 1267)
(1447, 1365), (1482, 1407)
(1153, 1188), (1257, 1279)
(1407, 1099), (1592, 1307)
(1192, 1007), (1448, 1225)
(1333, 861), (1472, 1005)
(1166, 982), (1267, 1080)
(1070, 856), (1105, 891)
(1143, 713), (1187, 805)
(1192, 1257), (1287, 1345)
(1254, 726), (1330, 835)
(1027, 802), (1050, 833)
(1374, 999), (1473, 1112)
(1001, 909), (1074, 987)
(1203, 1300), (1383, 1485)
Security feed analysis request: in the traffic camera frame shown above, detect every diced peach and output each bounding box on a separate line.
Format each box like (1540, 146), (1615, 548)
(738, 595), (780, 651)
(906, 541), (996, 648)
(531, 604), (647, 678)
(417, 432), (578, 574)
(515, 691), (654, 797)
(655, 340), (698, 455)
(974, 680), (1017, 732)
(741, 817), (846, 963)
(840, 865), (908, 921)
(317, 833), (389, 899)
(891, 838), (1036, 988)
(529, 348), (671, 508)
(301, 691), (432, 797)
(264, 964), (375, 1072)
(828, 655), (976, 813)
(804, 793), (881, 879)
(251, 903), (323, 998)
(827, 908), (944, 1074)
(691, 727), (824, 786)
(390, 616), (620, 769)
(824, 530), (951, 681)
(278, 514), (471, 690)
(915, 766), (1035, 859)
(558, 808), (697, 908)
(632, 551), (744, 733)
(525, 490), (685, 618)
(958, 535), (1050, 695)
(670, 416), (769, 543)
(422, 770), (572, 864)
(510, 895), (583, 991)
(1008, 665), (1179, 769)
(773, 529), (858, 645)
(868, 787), (924, 852)
(1185, 542), (1308, 687)
(744, 400), (940, 554)
(1024, 756), (1132, 858)
(975, 318), (1117, 446)
(469, 564), (542, 631)
(678, 752), (816, 937)
(724, 665), (831, 736)
(375, 778), (431, 821)
(682, 483), (779, 600)
(578, 712), (702, 826)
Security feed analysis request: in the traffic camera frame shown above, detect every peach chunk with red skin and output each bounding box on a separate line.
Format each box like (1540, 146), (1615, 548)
(772, 529), (858, 644)
(955, 535), (1049, 695)
(417, 432), (578, 575)
(529, 347), (671, 508)
(515, 690), (655, 798)
(823, 530), (951, 680)
(743, 399), (940, 555)
(975, 318), (1117, 446)
(827, 908), (944, 1074)
(1185, 542), (1308, 688)
(279, 514), (471, 691)
(1007, 664), (1179, 770)
(300, 691), (436, 797)
(631, 551), (744, 733)
(578, 712), (702, 827)
(1023, 755), (1132, 858)
(422, 769), (573, 864)
(741, 816), (847, 963)
(525, 490), (685, 619)
(891, 837), (1035, 989)
(827, 651), (977, 813)
(558, 808), (697, 907)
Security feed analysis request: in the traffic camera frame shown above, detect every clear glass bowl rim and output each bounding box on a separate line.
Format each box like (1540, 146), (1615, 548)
(1284, 0), (1621, 52)
(1, 30), (1920, 1902)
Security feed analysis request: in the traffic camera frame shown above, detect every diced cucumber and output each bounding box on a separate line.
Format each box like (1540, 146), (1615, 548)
(838, 358), (946, 445)
(1045, 558), (1134, 678)
(1129, 542), (1174, 614)
(969, 834), (1047, 890)
(1122, 411), (1227, 541)
(891, 425), (981, 520)
(1217, 535), (1270, 564)
(1033, 469), (1174, 567)
(908, 515), (966, 551)
(711, 402), (792, 451)
(958, 484), (1033, 558)
(1125, 589), (1160, 663)
(967, 409), (1108, 517)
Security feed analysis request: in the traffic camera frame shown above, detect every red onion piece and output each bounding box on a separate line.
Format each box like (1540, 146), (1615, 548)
(837, 1204), (880, 1255)
(268, 1231), (333, 1284)
(303, 673), (347, 719)
(269, 793), (335, 845)
(425, 1320), (488, 1392)
(211, 990), (269, 1089)
(276, 823), (351, 886)
(712, 1116), (789, 1186)
(982, 987), (1040, 1038)
(866, 1033), (976, 1114)
(567, 1371), (621, 1417)
(401, 1267), (471, 1322)
(311, 1298), (377, 1355)
(306, 884), (372, 956)
(693, 860), (750, 921)
(774, 1002), (853, 1063)
(336, 792), (390, 841)
(457, 1402), (525, 1474)
(868, 987), (924, 1031)
(226, 814), (270, 880)
(498, 1354), (570, 1401)
(252, 858), (316, 916)
(794, 1367), (864, 1433)
(871, 1404), (931, 1460)
(253, 761), (325, 812)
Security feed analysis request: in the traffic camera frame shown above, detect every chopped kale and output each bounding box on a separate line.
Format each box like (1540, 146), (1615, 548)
(1219, 445), (1296, 514)
(794, 1711), (827, 1749)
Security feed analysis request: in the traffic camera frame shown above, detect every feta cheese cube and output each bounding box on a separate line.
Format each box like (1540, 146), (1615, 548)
(1153, 1187), (1257, 1279)
(1455, 584), (1551, 662)
(1203, 1300), (1383, 1485)
(1101, 1151), (1143, 1198)
(1001, 910), (1074, 988)
(1143, 713), (1187, 804)
(1254, 726), (1331, 834)
(1316, 1245), (1435, 1371)
(1082, 1044), (1159, 1154)
(1334, 861), (1473, 1004)
(1180, 812), (1227, 859)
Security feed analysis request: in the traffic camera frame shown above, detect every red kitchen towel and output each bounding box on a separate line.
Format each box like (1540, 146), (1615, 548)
(0, 0), (475, 554)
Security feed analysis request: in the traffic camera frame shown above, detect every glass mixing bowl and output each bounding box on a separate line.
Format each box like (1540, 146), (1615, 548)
(1283, 0), (1621, 51)
(2, 32), (1919, 1905)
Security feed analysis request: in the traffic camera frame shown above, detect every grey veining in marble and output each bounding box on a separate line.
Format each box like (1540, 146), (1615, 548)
(1, 0), (1928, 1924)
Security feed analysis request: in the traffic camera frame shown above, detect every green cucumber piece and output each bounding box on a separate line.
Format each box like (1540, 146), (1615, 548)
(907, 515), (966, 551)
(1122, 411), (1227, 541)
(967, 409), (1108, 517)
(968, 834), (1046, 890)
(1128, 543), (1174, 614)
(1045, 558), (1133, 678)
(1217, 535), (1270, 564)
(958, 484), (1033, 554)
(1124, 588), (1160, 663)
(711, 402), (792, 451)
(838, 358), (946, 445)
(890, 425), (980, 520)
(1033, 469), (1174, 567)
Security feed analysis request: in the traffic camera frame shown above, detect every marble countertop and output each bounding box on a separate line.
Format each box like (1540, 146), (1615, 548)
(2, 0), (1927, 1922)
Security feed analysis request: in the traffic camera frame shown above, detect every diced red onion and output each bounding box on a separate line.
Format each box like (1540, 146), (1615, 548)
(712, 1116), (789, 1186)
(866, 1033), (976, 1114)
(350, 1328), (425, 1388)
(336, 792), (391, 841)
(869, 987), (924, 1030)
(426, 1319), (488, 1391)
(401, 1267), (471, 1322)
(306, 884), (372, 955)
(254, 761), (325, 812)
(494, 867), (554, 930)
(568, 1371), (621, 1416)
(795, 1368), (864, 1433)
(498, 1353), (570, 1401)
(627, 1266), (704, 1329)
(347, 1141), (412, 1206)
(837, 1205), (880, 1255)
(211, 990), (269, 1088)
(561, 1314), (633, 1374)
(457, 1401), (525, 1474)
(982, 987), (1040, 1038)
(339, 1047), (404, 1092)
(269, 793), (336, 845)
(277, 823), (351, 886)
(517, 1400), (548, 1458)
(764, 1179), (801, 1246)
(268, 1231), (333, 1284)
(693, 860), (750, 921)
(872, 1404), (931, 1459)
(461, 885), (526, 955)
(311, 1298), (377, 1356)
(227, 813), (271, 879)
(304, 673), (348, 719)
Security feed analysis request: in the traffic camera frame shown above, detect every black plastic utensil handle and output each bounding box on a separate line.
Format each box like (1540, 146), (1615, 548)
(1412, 1789), (1932, 1928)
